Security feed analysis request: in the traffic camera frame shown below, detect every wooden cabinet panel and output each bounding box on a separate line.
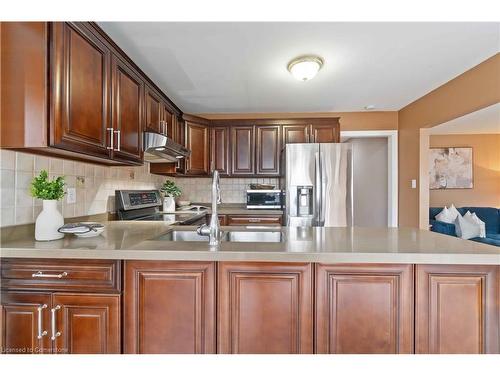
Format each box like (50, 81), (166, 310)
(311, 123), (339, 143)
(226, 215), (282, 226)
(51, 293), (120, 354)
(218, 262), (313, 353)
(111, 55), (144, 163)
(206, 214), (227, 226)
(256, 126), (281, 175)
(1, 292), (52, 354)
(231, 126), (255, 175)
(415, 264), (499, 354)
(51, 22), (111, 159)
(185, 121), (210, 175)
(1, 259), (121, 293)
(282, 125), (310, 144)
(211, 127), (230, 175)
(124, 261), (216, 354)
(144, 84), (162, 133)
(315, 264), (414, 354)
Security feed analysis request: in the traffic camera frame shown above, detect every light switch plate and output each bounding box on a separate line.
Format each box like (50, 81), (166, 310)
(411, 179), (417, 189)
(67, 187), (76, 204)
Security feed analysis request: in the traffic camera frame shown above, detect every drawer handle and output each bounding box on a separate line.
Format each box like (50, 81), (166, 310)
(32, 271), (68, 279)
(37, 304), (48, 339)
(51, 305), (61, 341)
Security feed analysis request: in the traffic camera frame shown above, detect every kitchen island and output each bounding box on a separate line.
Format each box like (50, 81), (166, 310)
(1, 222), (499, 354)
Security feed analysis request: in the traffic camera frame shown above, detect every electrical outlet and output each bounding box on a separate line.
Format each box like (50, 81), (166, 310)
(411, 179), (417, 189)
(67, 187), (76, 204)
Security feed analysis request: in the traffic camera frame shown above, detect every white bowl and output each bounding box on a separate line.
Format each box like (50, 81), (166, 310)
(74, 223), (105, 238)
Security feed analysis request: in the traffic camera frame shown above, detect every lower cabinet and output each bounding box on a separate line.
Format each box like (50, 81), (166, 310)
(315, 264), (414, 354)
(1, 291), (120, 354)
(226, 215), (282, 226)
(123, 261), (216, 354)
(217, 262), (313, 354)
(415, 264), (499, 354)
(1, 292), (52, 354)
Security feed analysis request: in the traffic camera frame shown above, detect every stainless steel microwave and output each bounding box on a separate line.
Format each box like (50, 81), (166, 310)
(246, 190), (283, 209)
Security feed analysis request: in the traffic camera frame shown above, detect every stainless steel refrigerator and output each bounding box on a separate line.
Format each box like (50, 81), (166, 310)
(282, 143), (353, 227)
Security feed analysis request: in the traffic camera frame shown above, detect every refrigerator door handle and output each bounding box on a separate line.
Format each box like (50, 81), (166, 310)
(320, 152), (327, 224)
(314, 151), (322, 226)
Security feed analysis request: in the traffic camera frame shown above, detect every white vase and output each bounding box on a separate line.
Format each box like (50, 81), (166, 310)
(35, 200), (64, 241)
(163, 196), (176, 213)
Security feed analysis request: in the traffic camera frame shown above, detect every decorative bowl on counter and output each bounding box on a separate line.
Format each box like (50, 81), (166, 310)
(58, 222), (105, 238)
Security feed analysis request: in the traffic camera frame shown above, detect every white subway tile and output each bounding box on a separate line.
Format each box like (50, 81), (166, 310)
(15, 171), (33, 190)
(1, 188), (15, 208)
(63, 160), (75, 175)
(15, 206), (34, 224)
(16, 152), (34, 172)
(1, 207), (15, 226)
(15, 189), (33, 207)
(1, 150), (16, 170)
(49, 158), (64, 175)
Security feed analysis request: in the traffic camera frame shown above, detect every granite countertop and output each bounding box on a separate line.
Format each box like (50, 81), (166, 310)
(1, 221), (499, 264)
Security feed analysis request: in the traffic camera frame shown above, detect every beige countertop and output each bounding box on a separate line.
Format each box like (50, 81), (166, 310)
(1, 221), (499, 264)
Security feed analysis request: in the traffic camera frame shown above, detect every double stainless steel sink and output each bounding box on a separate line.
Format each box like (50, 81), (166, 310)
(155, 230), (285, 243)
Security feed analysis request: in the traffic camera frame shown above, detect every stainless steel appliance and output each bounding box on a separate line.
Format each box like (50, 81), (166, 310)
(115, 189), (206, 225)
(282, 143), (353, 227)
(143, 131), (190, 163)
(246, 190), (283, 209)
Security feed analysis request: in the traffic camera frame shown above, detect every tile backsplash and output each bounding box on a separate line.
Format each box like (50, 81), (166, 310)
(175, 177), (279, 204)
(0, 150), (165, 227)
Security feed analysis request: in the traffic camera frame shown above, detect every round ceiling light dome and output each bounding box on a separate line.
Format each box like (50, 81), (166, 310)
(287, 56), (324, 81)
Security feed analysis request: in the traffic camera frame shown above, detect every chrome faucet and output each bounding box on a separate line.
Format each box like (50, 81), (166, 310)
(197, 169), (222, 246)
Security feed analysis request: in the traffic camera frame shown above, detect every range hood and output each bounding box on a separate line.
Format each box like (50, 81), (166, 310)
(143, 131), (191, 163)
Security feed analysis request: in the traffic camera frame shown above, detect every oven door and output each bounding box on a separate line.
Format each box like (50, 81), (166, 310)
(246, 190), (283, 209)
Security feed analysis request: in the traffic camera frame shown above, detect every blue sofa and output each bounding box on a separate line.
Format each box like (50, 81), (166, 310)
(429, 207), (500, 247)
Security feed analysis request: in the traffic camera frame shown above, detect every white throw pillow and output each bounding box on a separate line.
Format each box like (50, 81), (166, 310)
(470, 212), (486, 238)
(448, 204), (461, 221)
(436, 207), (454, 223)
(454, 214), (481, 240)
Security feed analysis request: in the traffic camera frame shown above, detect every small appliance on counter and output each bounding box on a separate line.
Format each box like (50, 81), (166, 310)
(115, 190), (207, 225)
(246, 189), (283, 209)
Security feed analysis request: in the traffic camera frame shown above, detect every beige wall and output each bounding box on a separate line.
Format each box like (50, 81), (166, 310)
(429, 134), (500, 208)
(198, 111), (398, 131)
(398, 53), (500, 227)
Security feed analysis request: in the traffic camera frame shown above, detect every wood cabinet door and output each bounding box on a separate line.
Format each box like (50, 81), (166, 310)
(50, 22), (112, 159)
(415, 264), (499, 354)
(231, 126), (255, 175)
(111, 55), (144, 163)
(311, 123), (339, 143)
(52, 293), (120, 354)
(185, 121), (210, 175)
(315, 264), (414, 354)
(282, 125), (310, 144)
(144, 84), (162, 133)
(1, 292), (52, 354)
(161, 103), (174, 138)
(226, 215), (282, 226)
(211, 126), (230, 175)
(124, 261), (216, 354)
(256, 125), (281, 175)
(218, 262), (313, 353)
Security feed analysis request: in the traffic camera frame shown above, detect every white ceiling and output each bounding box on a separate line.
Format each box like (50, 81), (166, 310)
(429, 103), (500, 135)
(98, 22), (500, 114)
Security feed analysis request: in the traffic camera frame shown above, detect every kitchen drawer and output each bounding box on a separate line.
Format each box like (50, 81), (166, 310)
(1, 259), (121, 293)
(226, 215), (282, 226)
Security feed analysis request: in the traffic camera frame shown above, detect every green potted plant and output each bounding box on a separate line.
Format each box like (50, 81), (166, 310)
(160, 180), (181, 212)
(30, 170), (66, 241)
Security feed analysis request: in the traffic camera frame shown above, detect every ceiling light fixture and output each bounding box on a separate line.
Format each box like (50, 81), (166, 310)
(287, 56), (324, 81)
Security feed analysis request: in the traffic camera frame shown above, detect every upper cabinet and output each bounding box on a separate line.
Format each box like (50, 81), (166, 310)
(211, 126), (230, 176)
(311, 122), (339, 143)
(256, 125), (281, 175)
(50, 22), (112, 159)
(184, 115), (210, 176)
(1, 22), (181, 166)
(111, 55), (144, 163)
(144, 84), (162, 134)
(282, 125), (310, 144)
(231, 125), (255, 175)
